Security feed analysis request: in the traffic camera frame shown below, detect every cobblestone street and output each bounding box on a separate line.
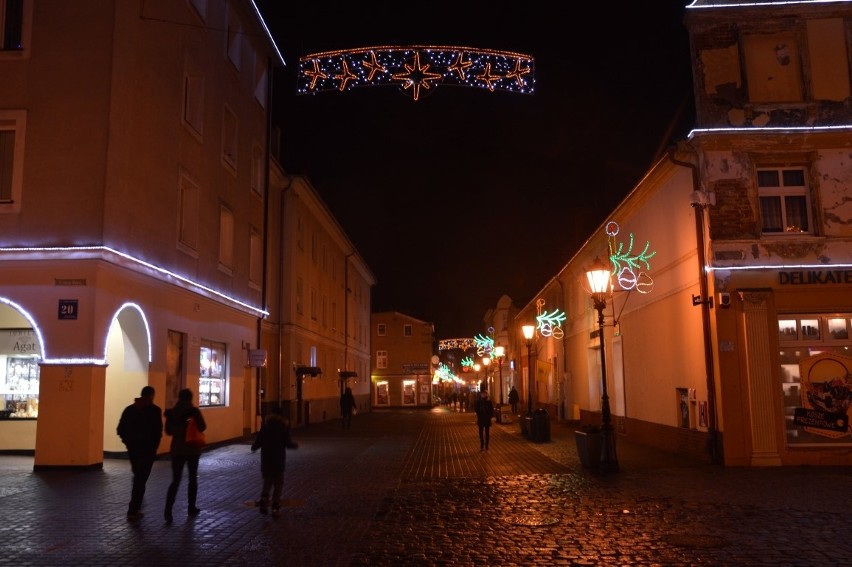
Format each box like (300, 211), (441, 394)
(1, 408), (850, 566)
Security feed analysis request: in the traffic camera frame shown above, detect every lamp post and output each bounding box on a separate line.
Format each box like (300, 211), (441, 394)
(521, 325), (535, 417)
(586, 256), (619, 473)
(481, 356), (491, 396)
(493, 345), (505, 405)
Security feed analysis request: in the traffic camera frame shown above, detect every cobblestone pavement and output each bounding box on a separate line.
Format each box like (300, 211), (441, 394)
(1, 407), (850, 566)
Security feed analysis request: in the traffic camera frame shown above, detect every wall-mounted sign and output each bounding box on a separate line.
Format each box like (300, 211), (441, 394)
(58, 299), (78, 320)
(248, 349), (267, 368)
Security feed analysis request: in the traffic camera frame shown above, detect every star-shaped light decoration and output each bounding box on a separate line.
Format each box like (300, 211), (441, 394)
(333, 58), (357, 92)
(447, 51), (473, 80)
(304, 59), (328, 91)
(475, 62), (500, 92)
(505, 57), (531, 88)
(362, 50), (387, 81)
(392, 51), (443, 101)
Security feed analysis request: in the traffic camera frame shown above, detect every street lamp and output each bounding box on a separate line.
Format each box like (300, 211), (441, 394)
(493, 345), (505, 405)
(586, 256), (619, 473)
(521, 324), (535, 418)
(481, 356), (491, 395)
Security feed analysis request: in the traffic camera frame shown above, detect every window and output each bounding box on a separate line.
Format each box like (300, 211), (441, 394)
(1, 0), (23, 51)
(249, 227), (262, 288)
(322, 295), (327, 327)
(743, 32), (802, 103)
(0, 109), (25, 212)
(183, 62), (204, 137)
(377, 323), (387, 336)
(757, 167), (811, 234)
(254, 48), (268, 107)
(331, 302), (337, 331)
(199, 340), (226, 407)
(250, 143), (263, 196)
(376, 350), (388, 369)
(310, 287), (317, 321)
(177, 173), (199, 252)
(219, 205), (234, 271)
(222, 106), (237, 169)
(226, 7), (242, 70)
(295, 277), (303, 315)
(403, 324), (412, 337)
(188, 0), (207, 21)
(0, 329), (40, 419)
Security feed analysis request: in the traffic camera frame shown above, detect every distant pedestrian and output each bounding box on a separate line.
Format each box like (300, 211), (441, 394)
(117, 385), (163, 521)
(163, 388), (207, 524)
(251, 407), (299, 516)
(508, 386), (520, 414)
(474, 390), (495, 451)
(340, 386), (356, 429)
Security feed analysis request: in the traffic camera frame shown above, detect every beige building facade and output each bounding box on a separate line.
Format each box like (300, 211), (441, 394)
(371, 312), (435, 408)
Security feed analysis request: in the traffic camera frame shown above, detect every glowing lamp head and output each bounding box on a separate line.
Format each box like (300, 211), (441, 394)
(586, 256), (612, 296)
(494, 345), (505, 358)
(522, 324), (535, 341)
(482, 356), (490, 367)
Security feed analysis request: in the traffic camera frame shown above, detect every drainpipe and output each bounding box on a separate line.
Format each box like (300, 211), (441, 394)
(668, 143), (719, 464)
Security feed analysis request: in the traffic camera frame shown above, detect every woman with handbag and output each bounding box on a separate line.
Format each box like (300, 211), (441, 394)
(163, 388), (206, 524)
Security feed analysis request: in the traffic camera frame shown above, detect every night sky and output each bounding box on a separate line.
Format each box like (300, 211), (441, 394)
(255, 1), (696, 339)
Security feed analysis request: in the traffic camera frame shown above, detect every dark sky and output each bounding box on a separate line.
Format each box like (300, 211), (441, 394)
(255, 1), (696, 340)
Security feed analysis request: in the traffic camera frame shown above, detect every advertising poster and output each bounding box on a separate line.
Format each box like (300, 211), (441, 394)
(794, 352), (852, 439)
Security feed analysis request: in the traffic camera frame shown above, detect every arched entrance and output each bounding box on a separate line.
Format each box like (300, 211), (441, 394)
(103, 304), (152, 454)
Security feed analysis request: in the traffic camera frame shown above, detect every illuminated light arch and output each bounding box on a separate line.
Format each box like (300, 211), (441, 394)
(298, 45), (535, 101)
(438, 337), (477, 351)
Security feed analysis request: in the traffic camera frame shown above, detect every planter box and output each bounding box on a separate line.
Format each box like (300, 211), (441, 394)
(574, 430), (601, 469)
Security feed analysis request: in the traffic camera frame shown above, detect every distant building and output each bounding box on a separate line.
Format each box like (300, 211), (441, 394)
(371, 312), (435, 408)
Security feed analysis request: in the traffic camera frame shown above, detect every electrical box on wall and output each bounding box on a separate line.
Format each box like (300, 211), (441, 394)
(718, 292), (731, 308)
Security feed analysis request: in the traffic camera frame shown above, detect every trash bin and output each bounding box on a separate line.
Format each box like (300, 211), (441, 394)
(532, 408), (550, 442)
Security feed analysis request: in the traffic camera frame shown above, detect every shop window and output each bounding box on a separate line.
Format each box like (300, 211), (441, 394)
(199, 340), (226, 407)
(757, 167), (812, 234)
(403, 380), (416, 405)
(376, 381), (389, 405)
(0, 329), (40, 419)
(778, 314), (852, 447)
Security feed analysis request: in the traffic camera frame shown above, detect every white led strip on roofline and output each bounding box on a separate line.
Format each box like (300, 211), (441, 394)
(689, 125), (852, 138)
(0, 245), (267, 317)
(707, 263), (852, 272)
(686, 1), (852, 9)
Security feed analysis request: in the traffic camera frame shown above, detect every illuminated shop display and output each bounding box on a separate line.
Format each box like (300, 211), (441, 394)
(779, 314), (852, 445)
(199, 340), (226, 407)
(298, 45), (535, 101)
(0, 329), (40, 419)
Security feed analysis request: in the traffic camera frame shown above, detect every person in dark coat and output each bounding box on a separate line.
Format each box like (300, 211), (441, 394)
(251, 406), (298, 516)
(340, 386), (356, 429)
(474, 390), (495, 451)
(163, 388), (206, 524)
(508, 386), (520, 415)
(117, 385), (163, 520)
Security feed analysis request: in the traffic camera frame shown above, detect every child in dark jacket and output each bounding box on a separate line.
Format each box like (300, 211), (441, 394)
(251, 407), (298, 516)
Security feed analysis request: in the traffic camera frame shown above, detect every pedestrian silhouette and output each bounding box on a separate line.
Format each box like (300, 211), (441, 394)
(163, 388), (207, 524)
(508, 386), (520, 414)
(474, 390), (495, 451)
(251, 406), (298, 516)
(340, 386), (356, 429)
(117, 385), (162, 521)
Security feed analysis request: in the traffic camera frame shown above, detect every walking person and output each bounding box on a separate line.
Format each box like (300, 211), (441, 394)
(251, 406), (298, 516)
(117, 385), (163, 521)
(163, 388), (206, 524)
(508, 386), (520, 415)
(340, 386), (356, 429)
(474, 389), (495, 451)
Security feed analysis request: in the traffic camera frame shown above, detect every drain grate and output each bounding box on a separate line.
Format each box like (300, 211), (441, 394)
(504, 514), (560, 526)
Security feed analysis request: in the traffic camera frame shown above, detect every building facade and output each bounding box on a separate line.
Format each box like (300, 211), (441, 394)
(512, 0), (852, 466)
(0, 0), (285, 467)
(371, 312), (435, 408)
(261, 171), (374, 428)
